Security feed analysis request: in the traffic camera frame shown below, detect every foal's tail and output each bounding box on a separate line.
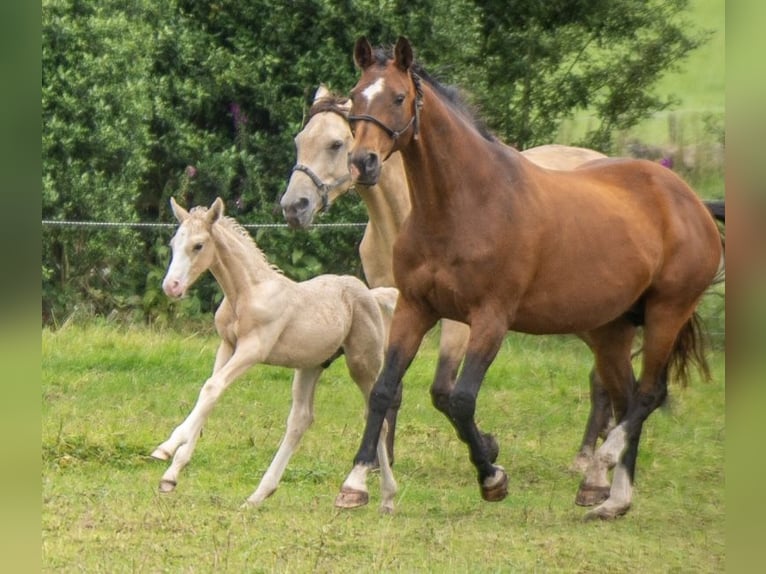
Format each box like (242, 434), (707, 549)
(669, 312), (711, 387)
(371, 287), (399, 321)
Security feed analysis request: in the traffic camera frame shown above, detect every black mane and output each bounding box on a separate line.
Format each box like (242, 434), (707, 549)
(370, 46), (497, 143)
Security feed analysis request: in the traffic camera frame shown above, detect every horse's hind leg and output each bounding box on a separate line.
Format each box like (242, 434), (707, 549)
(584, 303), (703, 520)
(576, 320), (636, 506)
(244, 366), (322, 507)
(571, 368), (615, 473)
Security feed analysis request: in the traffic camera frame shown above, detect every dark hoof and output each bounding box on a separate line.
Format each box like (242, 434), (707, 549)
(482, 432), (499, 464)
(575, 483), (610, 507)
(334, 487), (369, 509)
(481, 468), (509, 502)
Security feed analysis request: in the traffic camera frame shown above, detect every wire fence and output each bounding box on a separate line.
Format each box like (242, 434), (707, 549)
(41, 219), (367, 230)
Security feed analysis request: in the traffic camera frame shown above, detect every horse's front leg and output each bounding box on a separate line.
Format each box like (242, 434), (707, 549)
(447, 317), (508, 502)
(244, 366), (322, 507)
(151, 338), (261, 492)
(335, 300), (436, 509)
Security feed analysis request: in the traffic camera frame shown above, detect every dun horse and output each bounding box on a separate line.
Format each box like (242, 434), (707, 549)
(280, 85), (611, 471)
(152, 197), (398, 512)
(336, 37), (722, 520)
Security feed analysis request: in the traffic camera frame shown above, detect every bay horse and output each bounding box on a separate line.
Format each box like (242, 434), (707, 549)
(279, 84), (611, 471)
(336, 37), (722, 520)
(153, 197), (398, 512)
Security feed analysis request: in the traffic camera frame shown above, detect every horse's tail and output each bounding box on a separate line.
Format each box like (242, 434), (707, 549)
(669, 312), (711, 387)
(703, 199), (725, 223)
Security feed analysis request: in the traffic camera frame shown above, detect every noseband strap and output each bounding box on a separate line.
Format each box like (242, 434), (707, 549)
(291, 164), (351, 213)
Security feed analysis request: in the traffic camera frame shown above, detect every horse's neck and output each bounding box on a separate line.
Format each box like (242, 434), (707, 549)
(359, 153), (411, 238)
(356, 153), (411, 286)
(208, 223), (282, 306)
(402, 85), (522, 222)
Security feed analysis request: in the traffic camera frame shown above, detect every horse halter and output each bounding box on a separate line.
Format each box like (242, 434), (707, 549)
(348, 72), (424, 149)
(290, 163), (351, 213)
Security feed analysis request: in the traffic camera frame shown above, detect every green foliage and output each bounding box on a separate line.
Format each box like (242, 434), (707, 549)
(42, 0), (715, 324)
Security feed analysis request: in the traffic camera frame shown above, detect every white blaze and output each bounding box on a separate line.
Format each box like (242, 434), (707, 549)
(361, 78), (386, 103)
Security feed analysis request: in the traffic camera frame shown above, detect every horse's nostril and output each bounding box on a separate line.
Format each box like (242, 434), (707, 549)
(365, 153), (378, 170)
(297, 197), (309, 209)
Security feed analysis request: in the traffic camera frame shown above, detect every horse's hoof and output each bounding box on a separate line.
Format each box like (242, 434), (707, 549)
(334, 487), (369, 509)
(575, 483), (610, 507)
(158, 479), (177, 493)
(480, 467), (508, 502)
(583, 499), (630, 521)
(482, 432), (499, 464)
(151, 448), (172, 461)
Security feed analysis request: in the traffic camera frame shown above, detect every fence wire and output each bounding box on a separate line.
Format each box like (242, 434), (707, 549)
(41, 220), (367, 230)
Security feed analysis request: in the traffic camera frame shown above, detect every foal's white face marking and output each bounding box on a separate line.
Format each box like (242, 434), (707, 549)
(361, 77), (386, 103)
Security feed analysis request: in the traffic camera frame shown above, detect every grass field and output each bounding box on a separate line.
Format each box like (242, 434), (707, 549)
(43, 321), (724, 572)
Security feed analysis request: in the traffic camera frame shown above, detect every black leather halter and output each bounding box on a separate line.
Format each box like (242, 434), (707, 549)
(347, 72), (424, 146)
(290, 163), (351, 213)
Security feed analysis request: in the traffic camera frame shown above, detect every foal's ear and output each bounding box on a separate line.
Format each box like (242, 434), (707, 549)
(169, 197), (190, 223)
(394, 36), (413, 71)
(207, 197), (225, 224)
(314, 84), (331, 102)
(354, 36), (374, 69)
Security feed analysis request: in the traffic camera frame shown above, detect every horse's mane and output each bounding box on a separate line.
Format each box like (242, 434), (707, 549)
(304, 95), (350, 127)
(370, 46), (497, 143)
(188, 206), (283, 274)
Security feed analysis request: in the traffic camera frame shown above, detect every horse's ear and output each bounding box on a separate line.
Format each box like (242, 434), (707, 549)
(354, 36), (374, 69)
(314, 84), (330, 102)
(394, 36), (413, 71)
(170, 197), (189, 223)
(207, 197), (224, 224)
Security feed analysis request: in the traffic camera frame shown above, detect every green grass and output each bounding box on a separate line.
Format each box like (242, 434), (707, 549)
(43, 322), (724, 572)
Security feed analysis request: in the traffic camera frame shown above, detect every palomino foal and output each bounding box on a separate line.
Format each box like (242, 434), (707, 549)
(153, 197), (397, 511)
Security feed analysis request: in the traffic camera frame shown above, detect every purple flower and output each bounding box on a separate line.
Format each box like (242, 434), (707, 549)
(659, 156), (673, 169)
(230, 102), (248, 129)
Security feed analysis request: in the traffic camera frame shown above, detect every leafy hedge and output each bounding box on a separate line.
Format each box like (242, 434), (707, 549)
(42, 0), (705, 324)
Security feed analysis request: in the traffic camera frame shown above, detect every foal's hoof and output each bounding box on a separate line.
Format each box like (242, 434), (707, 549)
(158, 479), (177, 493)
(482, 432), (499, 464)
(575, 483), (610, 507)
(150, 448), (172, 461)
(480, 467), (509, 502)
(583, 499), (631, 521)
(334, 487), (369, 509)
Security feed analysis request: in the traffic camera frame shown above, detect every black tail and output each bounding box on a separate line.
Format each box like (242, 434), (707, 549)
(669, 312), (711, 387)
(703, 199), (725, 223)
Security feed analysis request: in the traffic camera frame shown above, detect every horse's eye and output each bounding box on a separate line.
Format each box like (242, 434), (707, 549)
(395, 94), (406, 106)
(192, 243), (204, 252)
(330, 140), (344, 151)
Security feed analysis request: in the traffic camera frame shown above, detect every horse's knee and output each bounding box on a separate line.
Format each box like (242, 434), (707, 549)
(430, 385), (451, 414)
(369, 384), (397, 414)
(448, 389), (476, 422)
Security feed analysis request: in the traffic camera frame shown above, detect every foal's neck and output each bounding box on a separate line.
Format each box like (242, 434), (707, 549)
(208, 222), (282, 307)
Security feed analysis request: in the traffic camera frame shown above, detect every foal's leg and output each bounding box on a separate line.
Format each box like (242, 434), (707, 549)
(244, 366), (322, 507)
(151, 337), (263, 492)
(445, 318), (509, 502)
(336, 299), (436, 509)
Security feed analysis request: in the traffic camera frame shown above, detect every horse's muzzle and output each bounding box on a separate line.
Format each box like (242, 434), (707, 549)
(349, 150), (381, 186)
